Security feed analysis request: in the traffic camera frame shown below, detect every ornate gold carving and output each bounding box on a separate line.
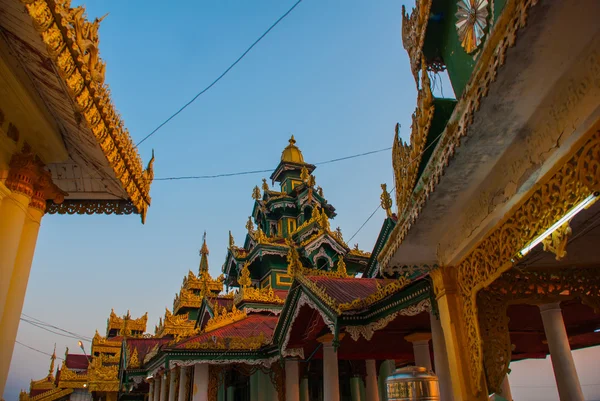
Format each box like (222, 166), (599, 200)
(28, 389), (73, 401)
(246, 216), (255, 235)
(46, 199), (137, 215)
(183, 333), (268, 350)
(285, 241), (350, 279)
(392, 65), (434, 218)
(235, 286), (285, 306)
(349, 243), (372, 258)
(88, 357), (118, 392)
(456, 129), (600, 392)
(107, 310), (147, 336)
(57, 362), (88, 389)
(238, 262), (252, 288)
(262, 178), (269, 192)
(541, 221), (572, 261)
(155, 308), (198, 339)
(380, 183), (393, 218)
(252, 186), (261, 201)
(478, 267), (600, 393)
(204, 306), (247, 333)
(401, 0), (433, 86)
(173, 288), (202, 313)
(336, 257), (347, 276)
(21, 0), (153, 221)
(128, 347), (140, 369)
(380, 0), (542, 272)
(229, 231), (235, 248)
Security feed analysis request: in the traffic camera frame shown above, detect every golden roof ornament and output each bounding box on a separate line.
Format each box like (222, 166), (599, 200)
(286, 240), (303, 277)
(281, 135), (305, 163)
(308, 175), (316, 188)
(334, 227), (344, 242)
(49, 344), (56, 377)
(246, 217), (255, 234)
(252, 185), (261, 201)
(300, 166), (309, 182)
(320, 208), (330, 231)
(317, 186), (323, 197)
(238, 262), (252, 288)
(380, 183), (393, 218)
(311, 206), (320, 221)
(262, 178), (269, 192)
(336, 258), (347, 276)
(229, 231), (235, 249)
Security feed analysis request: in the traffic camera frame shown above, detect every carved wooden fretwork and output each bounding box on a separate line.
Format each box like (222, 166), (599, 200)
(401, 0), (433, 87)
(477, 268), (600, 393)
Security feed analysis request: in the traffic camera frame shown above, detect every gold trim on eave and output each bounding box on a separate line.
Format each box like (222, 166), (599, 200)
(21, 0), (154, 222)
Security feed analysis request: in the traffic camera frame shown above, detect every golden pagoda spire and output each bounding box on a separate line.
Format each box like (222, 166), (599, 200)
(246, 217), (255, 235)
(229, 231), (235, 249)
(48, 344), (56, 377)
(252, 185), (261, 201)
(199, 231), (209, 274)
(380, 183), (393, 218)
(336, 257), (347, 276)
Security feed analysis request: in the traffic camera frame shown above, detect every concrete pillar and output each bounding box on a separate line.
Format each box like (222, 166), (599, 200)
(350, 376), (362, 401)
(169, 369), (177, 401)
(160, 373), (169, 401)
(490, 374), (513, 401)
(431, 267), (487, 401)
(365, 359), (379, 401)
(0, 191), (30, 324)
(178, 367), (189, 401)
(299, 377), (309, 401)
(539, 303), (584, 401)
(149, 380), (155, 401)
(404, 333), (432, 371)
(0, 206), (43, 394)
(430, 313), (454, 401)
(192, 364), (209, 401)
(154, 375), (162, 401)
(226, 386), (235, 401)
(250, 372), (259, 401)
(285, 360), (300, 401)
(321, 338), (340, 401)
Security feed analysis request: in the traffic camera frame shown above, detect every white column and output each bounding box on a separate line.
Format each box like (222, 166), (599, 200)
(539, 303), (584, 401)
(160, 373), (168, 401)
(490, 374), (513, 401)
(154, 375), (162, 401)
(148, 380), (155, 401)
(322, 340), (340, 401)
(168, 369), (177, 401)
(404, 333), (432, 371)
(430, 313), (454, 401)
(178, 367), (189, 401)
(365, 359), (379, 401)
(299, 377), (309, 401)
(285, 360), (300, 401)
(192, 364), (209, 401)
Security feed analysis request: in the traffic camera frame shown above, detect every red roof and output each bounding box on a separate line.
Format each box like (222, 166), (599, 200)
(305, 277), (396, 305)
(126, 338), (171, 366)
(175, 314), (278, 349)
(65, 354), (89, 370)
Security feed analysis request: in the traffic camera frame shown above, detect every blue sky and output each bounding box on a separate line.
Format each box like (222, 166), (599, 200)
(6, 1), (598, 400)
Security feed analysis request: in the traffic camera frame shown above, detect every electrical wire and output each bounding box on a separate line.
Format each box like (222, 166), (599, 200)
(136, 0), (304, 147)
(15, 340), (65, 360)
(22, 313), (92, 341)
(152, 146), (391, 181)
(20, 315), (92, 343)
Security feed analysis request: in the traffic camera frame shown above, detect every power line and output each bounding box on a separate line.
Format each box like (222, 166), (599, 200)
(136, 0), (304, 147)
(15, 340), (64, 361)
(20, 315), (92, 343)
(21, 313), (92, 341)
(347, 127), (446, 242)
(153, 146), (392, 181)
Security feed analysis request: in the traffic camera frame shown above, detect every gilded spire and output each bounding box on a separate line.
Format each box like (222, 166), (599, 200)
(199, 232), (209, 274)
(380, 183), (393, 217)
(336, 257), (347, 276)
(252, 185), (261, 201)
(246, 217), (255, 234)
(262, 178), (269, 192)
(49, 344), (56, 377)
(229, 231), (235, 249)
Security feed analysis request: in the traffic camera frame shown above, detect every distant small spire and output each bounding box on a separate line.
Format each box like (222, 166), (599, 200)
(199, 232), (209, 274)
(289, 134), (296, 145)
(48, 344), (56, 377)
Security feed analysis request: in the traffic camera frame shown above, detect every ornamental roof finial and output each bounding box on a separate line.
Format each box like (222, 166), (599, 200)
(336, 257), (347, 276)
(48, 344), (56, 377)
(252, 185), (261, 201)
(199, 232), (209, 274)
(289, 135), (296, 145)
(262, 178), (269, 193)
(229, 231), (235, 249)
(246, 217), (255, 235)
(238, 262), (251, 288)
(380, 183), (393, 218)
(300, 166), (309, 182)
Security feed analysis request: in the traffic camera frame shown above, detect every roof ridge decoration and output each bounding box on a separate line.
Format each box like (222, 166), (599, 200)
(25, 389), (74, 401)
(298, 275), (411, 315)
(21, 0), (154, 222)
(87, 357), (118, 392)
(285, 240), (350, 279)
(154, 308), (198, 339)
(107, 309), (148, 336)
(182, 333), (268, 350)
(401, 0), (433, 87)
(234, 263), (285, 306)
(392, 60), (434, 218)
(127, 347), (140, 369)
(380, 183), (393, 218)
(57, 361), (88, 388)
(348, 243), (372, 258)
(204, 305), (247, 333)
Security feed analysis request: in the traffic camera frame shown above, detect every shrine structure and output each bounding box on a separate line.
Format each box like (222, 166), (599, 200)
(378, 0), (600, 400)
(0, 0), (154, 395)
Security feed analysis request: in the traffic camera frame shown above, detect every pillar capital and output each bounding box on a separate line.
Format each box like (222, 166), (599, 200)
(430, 266), (459, 299)
(317, 333), (345, 346)
(404, 332), (432, 343)
(539, 302), (561, 313)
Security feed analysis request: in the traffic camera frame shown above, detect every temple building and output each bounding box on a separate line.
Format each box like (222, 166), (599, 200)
(0, 0), (154, 395)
